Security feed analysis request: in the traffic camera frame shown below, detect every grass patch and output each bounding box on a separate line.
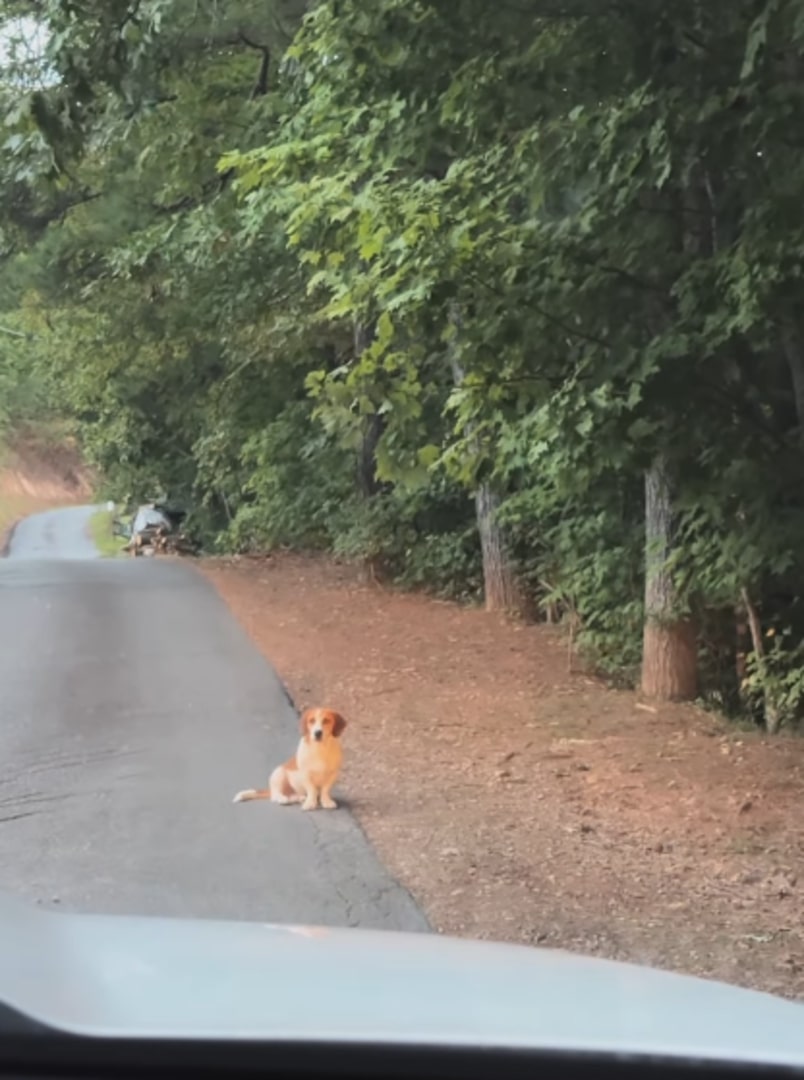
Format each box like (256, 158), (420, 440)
(88, 507), (128, 557)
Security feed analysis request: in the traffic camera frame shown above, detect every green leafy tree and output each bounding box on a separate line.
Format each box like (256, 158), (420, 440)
(6, 0), (804, 730)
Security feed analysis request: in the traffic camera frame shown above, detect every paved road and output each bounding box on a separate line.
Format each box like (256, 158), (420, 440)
(0, 507), (428, 931)
(6, 505), (102, 560)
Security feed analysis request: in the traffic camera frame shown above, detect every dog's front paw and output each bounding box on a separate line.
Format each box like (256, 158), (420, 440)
(321, 796), (337, 810)
(301, 799), (317, 811)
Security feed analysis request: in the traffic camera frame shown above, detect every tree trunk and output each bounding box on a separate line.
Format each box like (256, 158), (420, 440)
(641, 454), (698, 700)
(354, 321), (385, 499)
(740, 587), (782, 735)
(781, 322), (804, 432)
(356, 411), (384, 499)
(473, 483), (527, 613)
(447, 306), (528, 616)
(354, 321), (385, 584)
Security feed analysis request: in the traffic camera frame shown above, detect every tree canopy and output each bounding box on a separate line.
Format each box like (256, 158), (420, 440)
(3, 0), (804, 728)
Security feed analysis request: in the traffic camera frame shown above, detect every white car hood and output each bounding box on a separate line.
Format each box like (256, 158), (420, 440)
(0, 892), (802, 1067)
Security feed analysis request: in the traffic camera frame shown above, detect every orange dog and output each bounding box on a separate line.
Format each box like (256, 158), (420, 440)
(233, 707), (347, 811)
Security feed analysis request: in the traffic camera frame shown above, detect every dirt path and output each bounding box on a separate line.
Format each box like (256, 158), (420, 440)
(202, 552), (804, 1000)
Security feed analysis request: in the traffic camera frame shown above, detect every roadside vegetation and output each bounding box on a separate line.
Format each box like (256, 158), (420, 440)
(2, 2), (804, 730)
(87, 507), (127, 558)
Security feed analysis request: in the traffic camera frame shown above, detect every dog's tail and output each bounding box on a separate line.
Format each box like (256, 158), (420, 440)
(232, 788), (271, 803)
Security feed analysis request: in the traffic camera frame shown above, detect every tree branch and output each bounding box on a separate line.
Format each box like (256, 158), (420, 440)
(152, 167), (235, 215)
(238, 31), (271, 99)
(9, 189), (101, 234)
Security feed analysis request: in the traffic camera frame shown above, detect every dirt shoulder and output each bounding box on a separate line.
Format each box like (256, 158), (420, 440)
(202, 552), (804, 1000)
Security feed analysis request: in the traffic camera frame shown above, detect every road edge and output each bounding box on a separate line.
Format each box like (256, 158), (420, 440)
(190, 558), (434, 935)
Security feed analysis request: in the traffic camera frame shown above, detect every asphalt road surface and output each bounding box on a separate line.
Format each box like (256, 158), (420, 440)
(7, 505), (102, 560)
(0, 507), (428, 931)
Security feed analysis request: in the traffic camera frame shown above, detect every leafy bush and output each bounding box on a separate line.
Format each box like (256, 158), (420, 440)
(226, 403), (355, 553)
(499, 478), (645, 681)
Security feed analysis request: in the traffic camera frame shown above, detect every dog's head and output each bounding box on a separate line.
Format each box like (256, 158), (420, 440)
(301, 707), (347, 743)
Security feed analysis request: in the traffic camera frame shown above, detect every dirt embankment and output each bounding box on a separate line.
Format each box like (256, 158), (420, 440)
(0, 432), (93, 500)
(0, 432), (94, 550)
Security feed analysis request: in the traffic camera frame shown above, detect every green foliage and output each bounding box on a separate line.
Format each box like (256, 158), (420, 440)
(6, 0), (804, 728)
(329, 473), (482, 601)
(743, 632), (804, 733)
(499, 481), (645, 679)
(87, 507), (128, 557)
(223, 402), (355, 552)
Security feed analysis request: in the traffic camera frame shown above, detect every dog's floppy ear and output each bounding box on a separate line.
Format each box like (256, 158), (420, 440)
(331, 711), (347, 737)
(299, 709), (314, 736)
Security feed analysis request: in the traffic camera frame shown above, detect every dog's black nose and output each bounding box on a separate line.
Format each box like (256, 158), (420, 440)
(313, 730), (323, 740)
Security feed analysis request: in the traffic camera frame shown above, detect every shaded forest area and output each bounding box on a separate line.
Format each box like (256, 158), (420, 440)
(3, 1), (804, 727)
